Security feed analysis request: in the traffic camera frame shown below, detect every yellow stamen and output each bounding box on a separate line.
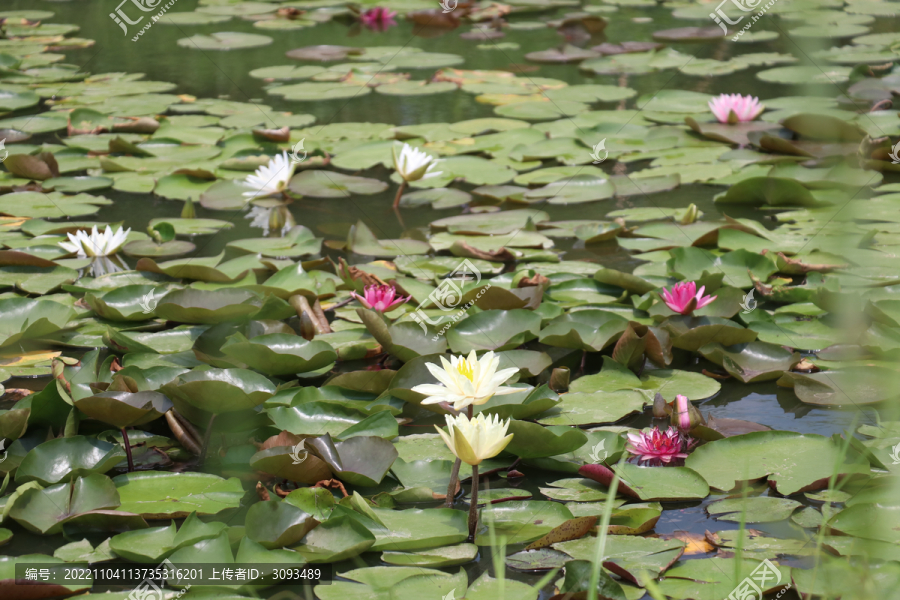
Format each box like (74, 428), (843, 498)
(456, 359), (474, 381)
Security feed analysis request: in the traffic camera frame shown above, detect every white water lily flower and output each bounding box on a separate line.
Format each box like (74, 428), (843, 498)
(59, 225), (130, 257)
(242, 152), (295, 199)
(412, 350), (519, 411)
(393, 143), (442, 182)
(436, 413), (514, 466)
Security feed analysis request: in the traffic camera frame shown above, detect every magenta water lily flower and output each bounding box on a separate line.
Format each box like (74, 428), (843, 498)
(626, 427), (690, 464)
(660, 281), (717, 315)
(360, 7), (397, 31)
(352, 284), (409, 313)
(708, 93), (765, 124)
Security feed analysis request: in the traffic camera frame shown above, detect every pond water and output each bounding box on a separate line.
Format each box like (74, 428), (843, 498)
(0, 1), (896, 599)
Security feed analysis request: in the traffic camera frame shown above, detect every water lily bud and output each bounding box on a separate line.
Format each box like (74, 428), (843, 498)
(549, 367), (570, 393)
(436, 413), (514, 466)
(671, 394), (702, 432)
(679, 203), (699, 225)
(181, 198), (196, 219)
(652, 392), (668, 418)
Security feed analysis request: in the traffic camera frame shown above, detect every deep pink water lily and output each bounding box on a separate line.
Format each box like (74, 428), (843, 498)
(660, 281), (717, 315)
(626, 427), (690, 464)
(352, 284), (409, 312)
(708, 93), (765, 124)
(360, 7), (397, 31)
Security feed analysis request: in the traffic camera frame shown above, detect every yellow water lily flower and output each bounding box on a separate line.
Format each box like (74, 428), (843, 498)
(412, 350), (519, 412)
(436, 413), (514, 466)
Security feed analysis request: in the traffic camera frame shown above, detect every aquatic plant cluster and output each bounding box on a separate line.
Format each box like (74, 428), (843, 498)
(0, 1), (898, 599)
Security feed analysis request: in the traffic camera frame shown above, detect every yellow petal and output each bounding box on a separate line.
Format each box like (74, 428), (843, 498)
(435, 424), (458, 460)
(452, 424), (481, 466)
(485, 433), (514, 460)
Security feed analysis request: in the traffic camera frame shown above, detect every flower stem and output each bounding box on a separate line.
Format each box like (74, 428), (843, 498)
(443, 405), (473, 508)
(121, 427), (134, 472)
(392, 181), (406, 209)
(444, 458), (461, 507)
(468, 464), (479, 541)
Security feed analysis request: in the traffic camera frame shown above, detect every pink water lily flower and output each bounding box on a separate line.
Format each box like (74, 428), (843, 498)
(360, 7), (397, 31)
(351, 284), (409, 313)
(660, 281), (717, 315)
(708, 93), (765, 124)
(626, 427), (690, 464)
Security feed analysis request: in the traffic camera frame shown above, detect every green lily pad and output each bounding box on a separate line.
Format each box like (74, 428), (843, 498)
(292, 515), (376, 562)
(289, 170), (388, 197)
(15, 436), (126, 486)
(221, 332), (336, 376)
(381, 543), (478, 567)
(162, 367), (276, 415)
(475, 500), (575, 545)
(685, 431), (870, 495)
(446, 309), (542, 353)
(708, 496), (802, 523)
(699, 341), (801, 383)
(8, 473), (142, 536)
(113, 471), (245, 519)
(307, 433), (398, 487)
(505, 421), (587, 459)
(244, 500), (319, 549)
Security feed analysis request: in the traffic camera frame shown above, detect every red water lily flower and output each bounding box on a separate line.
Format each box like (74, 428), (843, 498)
(626, 427), (691, 464)
(660, 281), (717, 315)
(351, 284), (409, 313)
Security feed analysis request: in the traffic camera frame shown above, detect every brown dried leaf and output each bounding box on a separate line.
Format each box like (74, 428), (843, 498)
(525, 516), (598, 550)
(258, 430), (304, 451)
(253, 126), (291, 143)
(451, 241), (515, 262)
(518, 272), (549, 288)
